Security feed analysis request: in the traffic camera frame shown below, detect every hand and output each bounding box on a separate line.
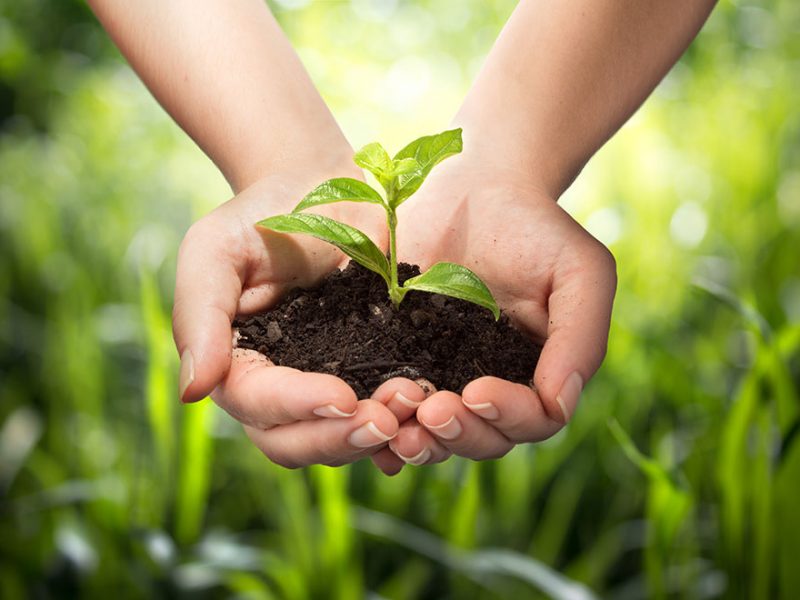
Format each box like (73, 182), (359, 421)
(376, 153), (617, 466)
(174, 171), (412, 469)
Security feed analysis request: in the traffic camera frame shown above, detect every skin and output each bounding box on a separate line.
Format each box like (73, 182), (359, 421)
(372, 155), (616, 471)
(90, 0), (716, 474)
(89, 0), (404, 466)
(375, 0), (717, 470)
(175, 174), (402, 467)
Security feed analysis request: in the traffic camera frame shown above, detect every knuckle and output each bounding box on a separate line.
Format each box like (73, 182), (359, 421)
(180, 217), (215, 254)
(594, 243), (618, 282)
(178, 212), (241, 265)
(181, 221), (203, 249)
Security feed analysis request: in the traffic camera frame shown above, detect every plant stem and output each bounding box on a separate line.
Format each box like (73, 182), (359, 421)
(386, 189), (401, 307)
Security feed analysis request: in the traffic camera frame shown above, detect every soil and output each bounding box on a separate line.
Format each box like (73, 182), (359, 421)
(234, 262), (541, 398)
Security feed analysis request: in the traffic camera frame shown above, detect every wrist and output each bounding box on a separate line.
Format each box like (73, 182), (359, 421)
(227, 123), (361, 193)
(228, 135), (384, 238)
(422, 119), (558, 201)
(449, 114), (578, 201)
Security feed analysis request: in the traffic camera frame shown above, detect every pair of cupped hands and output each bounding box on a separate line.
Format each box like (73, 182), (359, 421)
(175, 144), (617, 475)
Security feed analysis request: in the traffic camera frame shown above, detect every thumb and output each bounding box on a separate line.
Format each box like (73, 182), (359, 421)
(533, 244), (617, 424)
(173, 222), (243, 403)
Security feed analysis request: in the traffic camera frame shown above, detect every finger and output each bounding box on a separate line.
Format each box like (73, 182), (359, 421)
(244, 399), (398, 469)
(417, 391), (513, 461)
(173, 217), (244, 403)
(389, 419), (451, 466)
(213, 349), (358, 428)
(237, 282), (285, 315)
(462, 377), (563, 443)
(371, 377), (428, 422)
(534, 242), (617, 424)
(371, 447), (405, 476)
(413, 377), (437, 397)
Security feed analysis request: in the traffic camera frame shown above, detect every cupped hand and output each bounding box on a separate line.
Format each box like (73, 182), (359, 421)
(173, 170), (409, 470)
(379, 153), (617, 465)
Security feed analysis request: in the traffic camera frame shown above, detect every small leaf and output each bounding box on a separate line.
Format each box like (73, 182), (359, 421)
(402, 262), (500, 320)
(353, 142), (391, 179)
(292, 178), (385, 213)
(386, 157), (420, 178)
(257, 213), (390, 284)
(392, 128), (463, 206)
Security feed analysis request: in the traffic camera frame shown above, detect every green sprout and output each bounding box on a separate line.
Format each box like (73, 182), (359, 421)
(257, 129), (500, 320)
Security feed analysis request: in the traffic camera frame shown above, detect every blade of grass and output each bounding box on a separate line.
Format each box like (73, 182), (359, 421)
(139, 267), (176, 521)
(310, 465), (361, 598)
(608, 419), (693, 599)
(175, 400), (214, 545)
(717, 347), (771, 596)
(262, 467), (313, 600)
(225, 572), (279, 600)
(751, 405), (774, 599)
(448, 461), (481, 549)
(355, 507), (599, 600)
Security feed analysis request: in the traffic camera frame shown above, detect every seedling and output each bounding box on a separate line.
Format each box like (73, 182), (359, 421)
(257, 129), (500, 319)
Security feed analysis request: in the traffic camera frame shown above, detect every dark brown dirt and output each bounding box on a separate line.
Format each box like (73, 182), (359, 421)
(234, 262), (541, 398)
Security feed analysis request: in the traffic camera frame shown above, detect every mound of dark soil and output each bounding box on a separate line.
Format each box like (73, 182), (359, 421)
(234, 262), (540, 398)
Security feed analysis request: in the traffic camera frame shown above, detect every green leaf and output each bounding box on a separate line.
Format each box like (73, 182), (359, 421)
(257, 213), (390, 284)
(292, 178), (385, 213)
(353, 142), (391, 179)
(386, 157), (420, 178)
(402, 262), (500, 320)
(354, 144), (420, 196)
(392, 128), (463, 206)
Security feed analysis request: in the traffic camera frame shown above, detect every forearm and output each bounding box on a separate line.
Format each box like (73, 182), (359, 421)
(455, 0), (716, 198)
(89, 0), (353, 192)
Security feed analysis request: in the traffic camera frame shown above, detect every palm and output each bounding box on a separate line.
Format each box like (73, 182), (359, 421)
(373, 157), (616, 469)
(177, 173), (411, 471)
(396, 161), (593, 347)
(193, 174), (387, 317)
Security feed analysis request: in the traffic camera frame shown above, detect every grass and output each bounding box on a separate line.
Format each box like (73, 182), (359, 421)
(1, 0), (799, 598)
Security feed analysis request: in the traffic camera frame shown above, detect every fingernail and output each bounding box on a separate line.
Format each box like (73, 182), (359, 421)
(179, 350), (195, 403)
(556, 371), (583, 424)
(313, 404), (357, 418)
(396, 447), (431, 466)
(424, 415), (462, 440)
(463, 401), (499, 420)
(348, 421), (395, 448)
(393, 392), (421, 409)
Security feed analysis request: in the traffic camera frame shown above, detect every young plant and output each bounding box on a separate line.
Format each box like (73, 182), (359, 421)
(257, 129), (500, 319)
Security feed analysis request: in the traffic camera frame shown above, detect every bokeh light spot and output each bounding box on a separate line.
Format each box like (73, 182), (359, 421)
(670, 201), (707, 248)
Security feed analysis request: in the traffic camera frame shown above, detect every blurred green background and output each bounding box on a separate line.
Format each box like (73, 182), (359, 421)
(1, 0), (799, 598)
